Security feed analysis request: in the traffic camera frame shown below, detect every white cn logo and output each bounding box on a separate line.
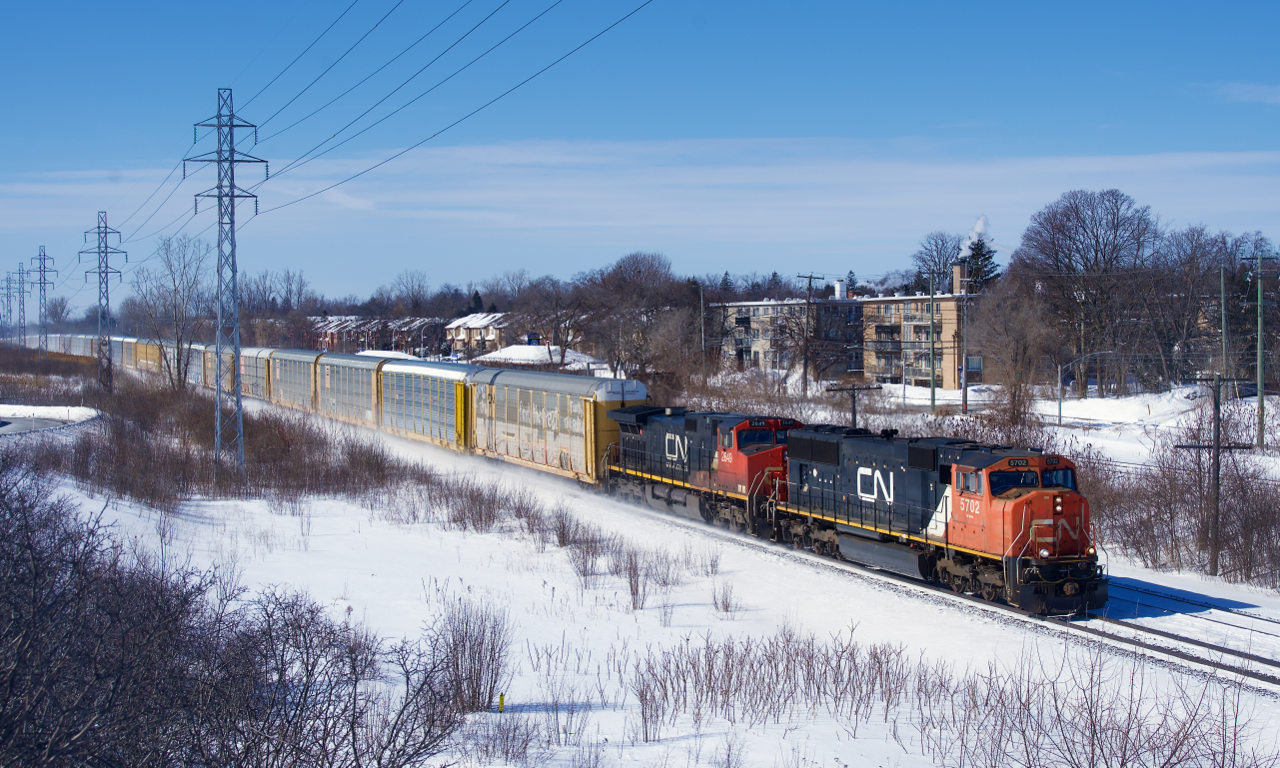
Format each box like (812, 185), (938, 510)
(665, 434), (688, 463)
(856, 467), (894, 503)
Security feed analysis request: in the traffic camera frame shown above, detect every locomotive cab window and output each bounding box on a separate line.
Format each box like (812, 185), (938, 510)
(737, 429), (773, 447)
(775, 429), (789, 444)
(960, 471), (982, 494)
(721, 432), (733, 448)
(989, 470), (1039, 496)
(1041, 468), (1077, 491)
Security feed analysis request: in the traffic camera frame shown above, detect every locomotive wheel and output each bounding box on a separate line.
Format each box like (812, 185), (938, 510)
(950, 576), (968, 594)
(981, 583), (998, 602)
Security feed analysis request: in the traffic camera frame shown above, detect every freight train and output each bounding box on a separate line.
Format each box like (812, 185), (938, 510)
(35, 334), (1106, 615)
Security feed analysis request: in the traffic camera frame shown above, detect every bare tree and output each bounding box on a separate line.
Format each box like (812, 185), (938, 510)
(911, 232), (962, 292)
(509, 276), (591, 366)
(45, 296), (71, 328)
(1010, 189), (1160, 397)
(130, 235), (212, 389)
(391, 270), (432, 316)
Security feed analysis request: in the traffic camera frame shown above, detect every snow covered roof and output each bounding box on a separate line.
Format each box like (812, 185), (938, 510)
(474, 345), (603, 371)
(356, 350), (421, 361)
(445, 312), (507, 330)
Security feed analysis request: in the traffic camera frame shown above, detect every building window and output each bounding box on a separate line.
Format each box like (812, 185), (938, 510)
(752, 307), (760, 317)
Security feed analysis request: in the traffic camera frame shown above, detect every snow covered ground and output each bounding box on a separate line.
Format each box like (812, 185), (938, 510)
(58, 389), (1280, 767)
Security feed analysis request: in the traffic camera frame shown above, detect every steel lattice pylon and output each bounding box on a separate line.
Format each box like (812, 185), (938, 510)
(185, 88), (267, 475)
(80, 212), (126, 392)
(32, 247), (58, 360)
(15, 265), (29, 348)
(3, 273), (12, 344)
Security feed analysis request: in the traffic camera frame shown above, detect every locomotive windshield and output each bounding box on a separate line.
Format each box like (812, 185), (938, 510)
(775, 429), (789, 444)
(1041, 468), (1077, 491)
(989, 470), (1039, 496)
(737, 429), (775, 447)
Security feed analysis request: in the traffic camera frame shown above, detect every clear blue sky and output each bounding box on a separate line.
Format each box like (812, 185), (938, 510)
(3, 0), (1279, 307)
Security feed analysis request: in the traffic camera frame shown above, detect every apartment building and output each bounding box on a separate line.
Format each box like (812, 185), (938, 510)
(717, 268), (982, 389)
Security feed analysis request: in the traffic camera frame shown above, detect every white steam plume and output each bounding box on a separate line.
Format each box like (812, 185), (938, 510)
(959, 215), (989, 259)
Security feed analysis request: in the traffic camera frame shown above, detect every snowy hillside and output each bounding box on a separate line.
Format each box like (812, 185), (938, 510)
(77, 391), (1280, 767)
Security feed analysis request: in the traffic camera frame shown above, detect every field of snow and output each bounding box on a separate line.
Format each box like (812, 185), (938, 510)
(63, 389), (1280, 767)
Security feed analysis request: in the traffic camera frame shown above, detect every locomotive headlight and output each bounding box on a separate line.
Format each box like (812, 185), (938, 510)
(1038, 548), (1050, 559)
(1054, 495), (1063, 512)
(1086, 546), (1096, 556)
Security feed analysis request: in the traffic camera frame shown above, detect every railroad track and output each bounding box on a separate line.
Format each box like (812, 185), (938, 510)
(630, 508), (1280, 691)
(1107, 581), (1280, 629)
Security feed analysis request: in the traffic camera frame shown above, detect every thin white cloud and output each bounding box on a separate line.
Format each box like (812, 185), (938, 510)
(6, 139), (1280, 295)
(1219, 82), (1280, 105)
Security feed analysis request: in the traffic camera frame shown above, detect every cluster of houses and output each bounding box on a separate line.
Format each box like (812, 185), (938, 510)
(307, 264), (982, 389)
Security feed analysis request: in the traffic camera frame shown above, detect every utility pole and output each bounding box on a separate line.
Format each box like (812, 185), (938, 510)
(32, 247), (57, 359)
(928, 271), (936, 412)
(1221, 265), (1228, 375)
(15, 265), (30, 347)
(827, 383), (882, 429)
(185, 88), (267, 475)
(797, 273), (822, 396)
(80, 211), (126, 392)
(1247, 250), (1277, 448)
(953, 259), (971, 414)
(1175, 375), (1251, 576)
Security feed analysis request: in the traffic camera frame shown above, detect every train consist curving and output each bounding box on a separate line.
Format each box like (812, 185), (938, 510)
(41, 334), (1107, 615)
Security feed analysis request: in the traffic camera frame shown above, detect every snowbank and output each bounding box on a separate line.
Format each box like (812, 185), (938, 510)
(0, 405), (99, 423)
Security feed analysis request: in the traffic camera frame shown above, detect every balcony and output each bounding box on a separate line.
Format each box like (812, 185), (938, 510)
(902, 313), (941, 325)
(867, 338), (901, 352)
(864, 312), (897, 325)
(904, 365), (944, 380)
(864, 363), (898, 376)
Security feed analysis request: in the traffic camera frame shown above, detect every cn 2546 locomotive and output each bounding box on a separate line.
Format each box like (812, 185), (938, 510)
(607, 407), (1106, 615)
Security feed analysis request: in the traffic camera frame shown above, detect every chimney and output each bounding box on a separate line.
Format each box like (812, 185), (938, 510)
(953, 262), (969, 295)
(834, 280), (845, 300)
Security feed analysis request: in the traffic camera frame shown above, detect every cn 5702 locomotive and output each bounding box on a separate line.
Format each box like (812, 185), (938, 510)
(608, 407), (1106, 615)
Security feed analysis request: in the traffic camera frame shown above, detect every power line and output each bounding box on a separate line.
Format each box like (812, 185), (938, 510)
(242, 0), (363, 110)
(261, 0), (565, 185)
(256, 0), (479, 145)
(259, 0), (407, 130)
(265, 0), (517, 181)
(257, 0), (657, 215)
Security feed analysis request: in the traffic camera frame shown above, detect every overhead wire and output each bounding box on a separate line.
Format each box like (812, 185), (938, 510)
(258, 0), (408, 130)
(255, 0), (657, 214)
(256, 0), (479, 145)
(264, 0), (517, 180)
(259, 0), (566, 186)
(242, 0), (363, 110)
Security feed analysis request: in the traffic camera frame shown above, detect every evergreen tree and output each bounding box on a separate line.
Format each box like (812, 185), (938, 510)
(766, 271), (783, 294)
(470, 290), (484, 314)
(719, 271), (734, 293)
(964, 237), (1000, 292)
(846, 270), (856, 291)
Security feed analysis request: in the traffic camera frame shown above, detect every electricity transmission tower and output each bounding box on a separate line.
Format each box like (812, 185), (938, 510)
(32, 246), (57, 359)
(3, 273), (11, 344)
(15, 265), (30, 347)
(185, 88), (267, 474)
(80, 211), (126, 392)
